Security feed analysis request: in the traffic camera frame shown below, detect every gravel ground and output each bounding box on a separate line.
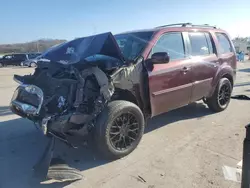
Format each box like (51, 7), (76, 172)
(0, 62), (250, 188)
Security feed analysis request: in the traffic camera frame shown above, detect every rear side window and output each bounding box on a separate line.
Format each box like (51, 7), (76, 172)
(151, 32), (185, 60)
(3, 55), (13, 59)
(13, 54), (27, 60)
(215, 33), (232, 54)
(188, 32), (212, 56)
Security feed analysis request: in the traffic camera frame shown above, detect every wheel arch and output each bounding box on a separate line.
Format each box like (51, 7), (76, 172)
(221, 73), (234, 87)
(208, 65), (235, 97)
(111, 88), (139, 107)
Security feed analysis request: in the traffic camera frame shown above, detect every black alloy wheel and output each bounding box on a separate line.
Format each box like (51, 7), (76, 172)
(218, 83), (231, 107)
(94, 100), (145, 159)
(206, 78), (232, 112)
(109, 112), (141, 151)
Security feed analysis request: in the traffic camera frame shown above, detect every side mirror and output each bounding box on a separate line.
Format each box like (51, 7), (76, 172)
(151, 52), (170, 64)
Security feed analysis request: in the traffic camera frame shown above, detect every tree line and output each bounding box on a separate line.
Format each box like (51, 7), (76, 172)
(1, 37), (249, 55)
(0, 39), (67, 54)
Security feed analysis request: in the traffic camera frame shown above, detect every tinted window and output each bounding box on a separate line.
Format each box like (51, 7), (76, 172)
(189, 32), (211, 56)
(151, 32), (185, 60)
(3, 55), (13, 59)
(13, 54), (27, 60)
(215, 33), (232, 54)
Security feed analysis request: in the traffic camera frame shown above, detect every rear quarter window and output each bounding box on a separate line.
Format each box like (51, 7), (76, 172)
(13, 54), (27, 60)
(215, 33), (233, 54)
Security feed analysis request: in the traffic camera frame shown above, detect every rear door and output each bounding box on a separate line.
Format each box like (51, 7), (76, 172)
(185, 31), (219, 102)
(13, 54), (27, 66)
(147, 32), (193, 117)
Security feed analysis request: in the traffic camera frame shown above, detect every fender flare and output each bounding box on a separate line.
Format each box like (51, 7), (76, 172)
(208, 64), (235, 97)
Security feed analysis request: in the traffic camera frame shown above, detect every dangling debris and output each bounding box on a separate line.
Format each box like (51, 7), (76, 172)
(231, 95), (250, 100)
(46, 158), (83, 183)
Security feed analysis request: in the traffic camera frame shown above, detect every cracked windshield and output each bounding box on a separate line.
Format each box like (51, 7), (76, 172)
(0, 0), (249, 187)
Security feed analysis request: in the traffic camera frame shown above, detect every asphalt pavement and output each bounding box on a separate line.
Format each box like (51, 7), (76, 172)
(0, 62), (250, 188)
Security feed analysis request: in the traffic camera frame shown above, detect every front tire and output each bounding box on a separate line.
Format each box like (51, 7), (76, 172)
(0, 63), (3, 68)
(94, 100), (145, 160)
(206, 78), (232, 112)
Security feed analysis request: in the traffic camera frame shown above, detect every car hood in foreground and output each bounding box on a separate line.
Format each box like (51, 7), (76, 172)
(40, 32), (125, 65)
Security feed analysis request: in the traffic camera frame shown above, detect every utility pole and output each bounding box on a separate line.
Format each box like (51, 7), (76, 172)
(36, 41), (39, 52)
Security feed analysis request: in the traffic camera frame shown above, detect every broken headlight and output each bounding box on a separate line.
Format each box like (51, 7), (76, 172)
(11, 100), (38, 115)
(10, 84), (44, 116)
(24, 85), (43, 98)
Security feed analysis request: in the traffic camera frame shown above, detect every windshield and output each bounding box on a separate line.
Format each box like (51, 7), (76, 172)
(28, 53), (41, 59)
(114, 31), (154, 60)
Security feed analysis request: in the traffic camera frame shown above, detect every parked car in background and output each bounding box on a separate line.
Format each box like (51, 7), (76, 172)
(0, 53), (40, 67)
(0, 53), (27, 67)
(21, 53), (42, 67)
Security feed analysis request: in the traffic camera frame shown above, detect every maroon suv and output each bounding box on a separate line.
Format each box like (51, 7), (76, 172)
(10, 23), (236, 160)
(126, 23), (237, 116)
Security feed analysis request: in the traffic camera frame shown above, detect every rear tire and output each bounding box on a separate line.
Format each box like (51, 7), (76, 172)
(206, 78), (232, 112)
(0, 63), (3, 68)
(94, 100), (145, 160)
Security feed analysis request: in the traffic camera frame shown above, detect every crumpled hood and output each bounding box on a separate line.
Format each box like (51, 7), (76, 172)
(40, 32), (125, 64)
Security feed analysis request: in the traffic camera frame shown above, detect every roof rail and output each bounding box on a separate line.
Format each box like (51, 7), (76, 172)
(192, 24), (217, 29)
(156, 23), (217, 29)
(156, 23), (192, 28)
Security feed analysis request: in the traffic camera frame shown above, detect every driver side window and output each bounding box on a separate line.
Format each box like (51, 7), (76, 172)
(151, 32), (185, 61)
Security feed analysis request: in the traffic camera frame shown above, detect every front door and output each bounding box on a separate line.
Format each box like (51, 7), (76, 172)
(147, 32), (193, 117)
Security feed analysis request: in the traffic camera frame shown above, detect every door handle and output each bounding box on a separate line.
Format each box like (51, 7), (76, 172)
(181, 67), (190, 73)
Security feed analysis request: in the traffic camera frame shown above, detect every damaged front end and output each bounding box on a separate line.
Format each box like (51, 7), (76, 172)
(11, 64), (114, 143)
(9, 32), (128, 182)
(10, 33), (124, 146)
